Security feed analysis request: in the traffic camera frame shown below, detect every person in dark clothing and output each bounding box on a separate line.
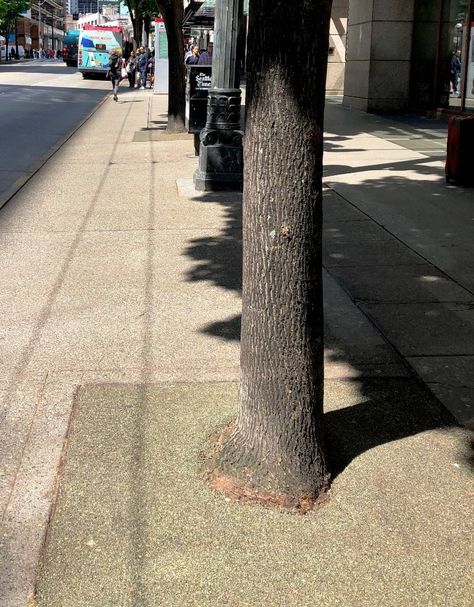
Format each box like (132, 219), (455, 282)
(108, 50), (122, 102)
(147, 52), (155, 89)
(185, 45), (200, 65)
(450, 50), (462, 95)
(137, 47), (148, 89)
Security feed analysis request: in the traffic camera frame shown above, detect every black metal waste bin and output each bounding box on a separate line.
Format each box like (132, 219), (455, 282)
(185, 65), (212, 154)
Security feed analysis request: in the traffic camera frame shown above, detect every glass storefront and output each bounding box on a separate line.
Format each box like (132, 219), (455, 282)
(465, 2), (474, 108)
(411, 0), (474, 113)
(444, 0), (474, 110)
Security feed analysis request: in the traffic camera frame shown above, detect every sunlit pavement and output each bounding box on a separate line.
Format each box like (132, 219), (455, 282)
(0, 61), (109, 207)
(0, 84), (472, 606)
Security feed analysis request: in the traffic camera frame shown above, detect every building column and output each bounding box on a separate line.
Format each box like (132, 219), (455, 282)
(194, 0), (243, 192)
(343, 0), (416, 112)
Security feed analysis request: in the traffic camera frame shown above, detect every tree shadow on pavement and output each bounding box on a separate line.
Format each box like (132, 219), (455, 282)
(183, 192), (243, 295)
(324, 376), (463, 480)
(181, 103), (473, 480)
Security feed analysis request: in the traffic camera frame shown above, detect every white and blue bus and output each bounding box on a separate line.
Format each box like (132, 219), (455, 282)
(78, 25), (123, 78)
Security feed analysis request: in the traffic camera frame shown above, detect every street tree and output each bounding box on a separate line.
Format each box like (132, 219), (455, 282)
(210, 0), (333, 511)
(125, 0), (156, 47)
(154, 0), (185, 132)
(124, 0), (145, 48)
(0, 0), (29, 62)
(124, 0), (186, 131)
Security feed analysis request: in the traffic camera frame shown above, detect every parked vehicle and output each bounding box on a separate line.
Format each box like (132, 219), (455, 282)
(0, 44), (26, 59)
(78, 25), (123, 78)
(62, 30), (80, 67)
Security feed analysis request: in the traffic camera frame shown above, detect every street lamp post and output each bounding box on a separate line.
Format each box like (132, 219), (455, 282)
(194, 0), (244, 192)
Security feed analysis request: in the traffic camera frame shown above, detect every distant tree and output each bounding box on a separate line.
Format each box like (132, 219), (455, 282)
(124, 0), (144, 46)
(209, 0), (333, 511)
(155, 0), (185, 132)
(124, 0), (184, 132)
(0, 0), (29, 62)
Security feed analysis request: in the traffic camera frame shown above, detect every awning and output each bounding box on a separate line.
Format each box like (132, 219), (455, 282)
(183, 1), (213, 28)
(195, 0), (249, 16)
(195, 0), (214, 18)
(183, 0), (248, 28)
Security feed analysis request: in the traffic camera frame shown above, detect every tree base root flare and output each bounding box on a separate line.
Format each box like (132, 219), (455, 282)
(208, 469), (330, 515)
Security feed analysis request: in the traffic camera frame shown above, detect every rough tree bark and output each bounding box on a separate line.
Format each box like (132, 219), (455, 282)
(134, 9), (143, 46)
(155, 0), (186, 132)
(144, 14), (152, 42)
(210, 0), (333, 511)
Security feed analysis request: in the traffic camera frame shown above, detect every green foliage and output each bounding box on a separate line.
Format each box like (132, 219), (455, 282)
(142, 0), (158, 17)
(125, 0), (158, 19)
(0, 0), (30, 36)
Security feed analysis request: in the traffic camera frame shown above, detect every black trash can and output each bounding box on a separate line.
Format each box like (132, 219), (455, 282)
(185, 66), (212, 155)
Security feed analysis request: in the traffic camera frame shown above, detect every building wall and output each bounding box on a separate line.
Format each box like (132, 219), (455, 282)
(29, 0), (66, 50)
(343, 0), (416, 111)
(409, 0), (445, 110)
(327, 0), (349, 95)
(68, 0), (80, 15)
(78, 1), (98, 13)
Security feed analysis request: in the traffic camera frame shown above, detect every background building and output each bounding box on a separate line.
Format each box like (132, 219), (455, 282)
(78, 1), (98, 13)
(14, 1), (66, 52)
(343, 0), (474, 114)
(67, 0), (79, 16)
(327, 0), (348, 96)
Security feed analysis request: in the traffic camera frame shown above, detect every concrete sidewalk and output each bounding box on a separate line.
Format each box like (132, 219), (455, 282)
(323, 100), (474, 427)
(0, 89), (472, 606)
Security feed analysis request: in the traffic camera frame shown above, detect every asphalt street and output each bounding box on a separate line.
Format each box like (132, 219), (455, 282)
(0, 60), (109, 206)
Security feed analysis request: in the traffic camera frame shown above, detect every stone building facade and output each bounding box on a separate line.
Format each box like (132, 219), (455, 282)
(343, 0), (474, 113)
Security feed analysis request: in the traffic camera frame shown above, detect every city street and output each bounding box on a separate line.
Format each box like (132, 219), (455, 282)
(0, 59), (473, 607)
(0, 61), (109, 207)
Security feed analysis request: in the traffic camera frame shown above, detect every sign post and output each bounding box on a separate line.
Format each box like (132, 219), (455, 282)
(154, 18), (168, 95)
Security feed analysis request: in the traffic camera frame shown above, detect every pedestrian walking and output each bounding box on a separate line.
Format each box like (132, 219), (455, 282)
(450, 49), (461, 96)
(126, 51), (137, 88)
(108, 50), (123, 102)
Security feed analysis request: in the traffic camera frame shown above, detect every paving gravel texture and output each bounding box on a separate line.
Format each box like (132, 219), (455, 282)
(35, 381), (473, 607)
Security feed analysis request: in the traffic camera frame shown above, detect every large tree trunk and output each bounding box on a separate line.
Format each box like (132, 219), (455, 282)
(144, 15), (152, 42)
(134, 9), (143, 47)
(125, 1), (142, 48)
(156, 0), (185, 132)
(211, 0), (333, 511)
